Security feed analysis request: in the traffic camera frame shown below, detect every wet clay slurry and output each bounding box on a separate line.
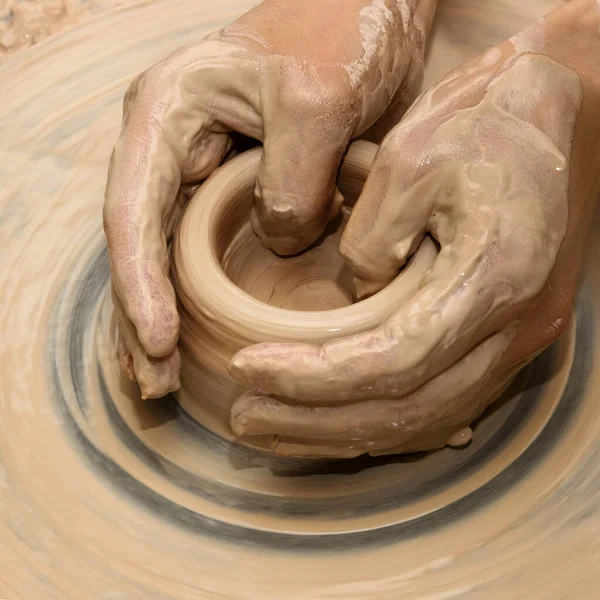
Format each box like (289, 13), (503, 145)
(6, 0), (600, 599)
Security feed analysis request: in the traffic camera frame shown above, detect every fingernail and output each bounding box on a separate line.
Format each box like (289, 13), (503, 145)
(228, 353), (251, 382)
(269, 204), (295, 220)
(230, 414), (250, 436)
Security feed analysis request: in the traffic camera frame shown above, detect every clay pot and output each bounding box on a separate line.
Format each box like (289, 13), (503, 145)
(171, 141), (437, 451)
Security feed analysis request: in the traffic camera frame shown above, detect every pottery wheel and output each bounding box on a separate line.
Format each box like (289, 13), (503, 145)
(2, 0), (599, 597)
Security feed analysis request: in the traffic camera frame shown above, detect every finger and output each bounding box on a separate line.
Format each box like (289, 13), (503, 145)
(229, 220), (508, 404)
(271, 426), (473, 459)
(113, 288), (181, 399)
(270, 437), (367, 460)
(339, 134), (443, 296)
(251, 68), (354, 255)
(280, 358), (520, 459)
(118, 333), (136, 382)
(231, 331), (512, 449)
(228, 149), (456, 402)
(271, 427), (458, 459)
(231, 58), (576, 404)
(252, 133), (348, 255)
(104, 68), (230, 358)
(104, 73), (181, 357)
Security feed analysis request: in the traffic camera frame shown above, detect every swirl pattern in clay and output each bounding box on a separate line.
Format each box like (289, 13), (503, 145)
(3, 0), (600, 598)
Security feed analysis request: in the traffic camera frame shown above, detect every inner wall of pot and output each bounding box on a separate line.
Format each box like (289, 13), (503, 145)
(216, 185), (359, 311)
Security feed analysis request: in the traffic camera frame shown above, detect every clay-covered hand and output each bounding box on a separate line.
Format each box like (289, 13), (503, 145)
(103, 0), (436, 398)
(229, 51), (585, 458)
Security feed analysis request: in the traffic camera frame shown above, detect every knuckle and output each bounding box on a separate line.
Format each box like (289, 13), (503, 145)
(277, 68), (355, 125)
(339, 238), (375, 287)
(321, 81), (355, 114)
(338, 234), (382, 283)
(182, 134), (230, 181)
(123, 68), (160, 112)
(122, 58), (180, 119)
(257, 183), (322, 227)
(505, 54), (581, 107)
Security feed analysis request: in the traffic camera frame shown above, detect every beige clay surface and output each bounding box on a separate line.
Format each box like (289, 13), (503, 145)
(4, 0), (600, 598)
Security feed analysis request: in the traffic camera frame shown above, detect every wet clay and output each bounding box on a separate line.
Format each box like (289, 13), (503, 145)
(223, 56), (581, 458)
(174, 53), (579, 458)
(109, 0), (581, 461)
(101, 0), (442, 404)
(6, 0), (600, 599)
(171, 141), (438, 453)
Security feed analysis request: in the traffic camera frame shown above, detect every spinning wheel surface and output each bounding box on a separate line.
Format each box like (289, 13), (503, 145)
(2, 1), (598, 598)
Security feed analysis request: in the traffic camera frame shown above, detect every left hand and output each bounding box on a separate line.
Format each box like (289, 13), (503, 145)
(103, 0), (437, 398)
(227, 49), (588, 458)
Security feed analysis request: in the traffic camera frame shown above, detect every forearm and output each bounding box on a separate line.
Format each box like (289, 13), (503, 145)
(409, 0), (439, 45)
(229, 0), (438, 55)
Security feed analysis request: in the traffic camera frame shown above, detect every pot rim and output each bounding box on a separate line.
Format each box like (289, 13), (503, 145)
(173, 141), (437, 343)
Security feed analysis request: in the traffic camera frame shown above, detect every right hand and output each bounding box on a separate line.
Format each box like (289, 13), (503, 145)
(228, 50), (586, 458)
(103, 0), (437, 398)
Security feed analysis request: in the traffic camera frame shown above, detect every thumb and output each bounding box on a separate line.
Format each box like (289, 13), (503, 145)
(104, 63), (231, 358)
(340, 138), (442, 298)
(252, 108), (351, 256)
(104, 131), (181, 358)
(112, 288), (181, 399)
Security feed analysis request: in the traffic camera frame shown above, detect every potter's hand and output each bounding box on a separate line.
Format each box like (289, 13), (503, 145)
(103, 0), (436, 398)
(229, 51), (586, 458)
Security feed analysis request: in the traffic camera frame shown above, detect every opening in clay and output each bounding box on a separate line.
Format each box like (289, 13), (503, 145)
(211, 170), (363, 311)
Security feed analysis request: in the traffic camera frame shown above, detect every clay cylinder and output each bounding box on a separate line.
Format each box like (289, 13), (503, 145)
(171, 141), (437, 446)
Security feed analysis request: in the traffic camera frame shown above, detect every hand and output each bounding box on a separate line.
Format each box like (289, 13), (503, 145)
(228, 49), (588, 458)
(103, 0), (437, 398)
